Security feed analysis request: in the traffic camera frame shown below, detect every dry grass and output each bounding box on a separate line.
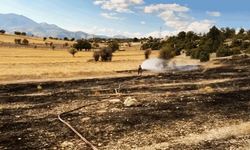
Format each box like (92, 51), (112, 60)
(0, 34), (158, 83)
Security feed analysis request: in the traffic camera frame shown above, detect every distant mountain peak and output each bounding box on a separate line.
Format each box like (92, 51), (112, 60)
(0, 13), (130, 39)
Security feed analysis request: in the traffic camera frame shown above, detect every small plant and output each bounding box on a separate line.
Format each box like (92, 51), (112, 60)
(22, 39), (29, 45)
(34, 45), (37, 49)
(94, 91), (101, 96)
(204, 86), (213, 93)
(52, 45), (56, 50)
(37, 85), (42, 90)
(68, 48), (78, 57)
(127, 42), (132, 47)
(93, 51), (100, 62)
(159, 46), (174, 60)
(144, 49), (151, 59)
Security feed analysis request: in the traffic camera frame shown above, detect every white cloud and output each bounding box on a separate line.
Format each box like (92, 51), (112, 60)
(100, 13), (124, 20)
(93, 0), (144, 13)
(185, 20), (216, 33)
(206, 11), (221, 17)
(157, 10), (190, 30)
(144, 3), (189, 13)
(93, 1), (104, 5)
(178, 12), (194, 19)
(141, 21), (145, 24)
(142, 3), (217, 37)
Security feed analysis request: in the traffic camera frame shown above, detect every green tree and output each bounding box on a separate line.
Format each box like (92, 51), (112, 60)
(64, 37), (69, 41)
(68, 48), (78, 57)
(100, 47), (113, 61)
(22, 39), (29, 45)
(159, 45), (174, 60)
(216, 44), (232, 57)
(108, 40), (119, 52)
(21, 32), (26, 36)
(73, 40), (92, 51)
(177, 31), (186, 40)
(43, 37), (47, 41)
(199, 51), (210, 62)
(0, 29), (6, 34)
(133, 37), (139, 42)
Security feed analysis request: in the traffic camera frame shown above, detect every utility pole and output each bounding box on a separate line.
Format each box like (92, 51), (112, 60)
(159, 27), (162, 39)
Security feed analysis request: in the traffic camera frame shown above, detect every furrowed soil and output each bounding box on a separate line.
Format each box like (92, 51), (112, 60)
(1, 57), (250, 150)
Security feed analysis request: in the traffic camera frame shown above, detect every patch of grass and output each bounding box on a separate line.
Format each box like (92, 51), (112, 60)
(204, 86), (213, 93)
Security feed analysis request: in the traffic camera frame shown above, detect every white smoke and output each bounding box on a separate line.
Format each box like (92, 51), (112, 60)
(141, 58), (199, 71)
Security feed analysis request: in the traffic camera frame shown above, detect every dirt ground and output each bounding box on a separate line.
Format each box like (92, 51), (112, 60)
(1, 57), (250, 150)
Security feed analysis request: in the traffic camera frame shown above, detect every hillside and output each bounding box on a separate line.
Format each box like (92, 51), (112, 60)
(0, 13), (128, 39)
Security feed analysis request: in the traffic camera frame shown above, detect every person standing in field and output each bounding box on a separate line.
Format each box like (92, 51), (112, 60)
(138, 65), (142, 75)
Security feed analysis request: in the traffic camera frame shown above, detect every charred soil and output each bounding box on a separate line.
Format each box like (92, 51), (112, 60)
(1, 57), (250, 150)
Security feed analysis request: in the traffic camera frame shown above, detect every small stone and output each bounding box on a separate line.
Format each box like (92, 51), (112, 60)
(109, 99), (121, 103)
(18, 138), (21, 140)
(124, 97), (139, 107)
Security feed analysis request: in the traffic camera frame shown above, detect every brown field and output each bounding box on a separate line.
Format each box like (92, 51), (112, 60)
(0, 34), (159, 84)
(1, 34), (250, 150)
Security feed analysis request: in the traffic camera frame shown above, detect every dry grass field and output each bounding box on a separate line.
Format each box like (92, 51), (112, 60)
(0, 34), (159, 84)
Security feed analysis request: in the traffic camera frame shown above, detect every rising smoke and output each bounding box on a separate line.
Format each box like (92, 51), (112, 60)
(141, 58), (199, 71)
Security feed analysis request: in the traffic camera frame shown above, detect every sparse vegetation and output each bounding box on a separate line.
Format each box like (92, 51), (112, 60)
(99, 47), (113, 61)
(22, 39), (29, 45)
(0, 29), (6, 34)
(73, 39), (91, 51)
(108, 40), (119, 52)
(68, 48), (78, 57)
(144, 49), (151, 59)
(93, 51), (100, 61)
(159, 45), (174, 60)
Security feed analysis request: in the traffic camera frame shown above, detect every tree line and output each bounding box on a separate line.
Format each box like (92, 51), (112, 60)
(141, 26), (250, 62)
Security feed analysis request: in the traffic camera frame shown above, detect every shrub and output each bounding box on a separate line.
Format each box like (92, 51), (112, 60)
(159, 46), (174, 60)
(127, 42), (132, 47)
(93, 51), (100, 61)
(0, 29), (5, 34)
(140, 43), (150, 50)
(43, 37), (47, 41)
(199, 51), (210, 62)
(22, 39), (29, 45)
(241, 42), (250, 50)
(231, 47), (241, 55)
(151, 42), (160, 50)
(100, 47), (113, 61)
(216, 44), (232, 57)
(52, 45), (55, 50)
(144, 49), (151, 59)
(68, 48), (78, 57)
(14, 39), (21, 44)
(245, 47), (250, 54)
(109, 40), (119, 52)
(73, 40), (91, 51)
(93, 43), (99, 48)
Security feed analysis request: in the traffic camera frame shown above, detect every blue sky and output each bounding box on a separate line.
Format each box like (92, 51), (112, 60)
(1, 0), (250, 38)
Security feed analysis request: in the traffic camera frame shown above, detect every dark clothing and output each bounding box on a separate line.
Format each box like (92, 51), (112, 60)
(138, 68), (142, 74)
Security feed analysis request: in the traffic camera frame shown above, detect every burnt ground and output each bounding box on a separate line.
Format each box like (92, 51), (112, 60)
(1, 57), (250, 150)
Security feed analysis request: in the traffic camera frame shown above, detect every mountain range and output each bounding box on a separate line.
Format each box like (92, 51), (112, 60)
(0, 13), (128, 39)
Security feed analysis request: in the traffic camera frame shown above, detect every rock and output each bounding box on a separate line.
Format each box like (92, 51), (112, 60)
(96, 110), (107, 114)
(109, 99), (121, 104)
(124, 97), (139, 107)
(111, 108), (122, 112)
(81, 117), (90, 122)
(61, 141), (73, 148)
